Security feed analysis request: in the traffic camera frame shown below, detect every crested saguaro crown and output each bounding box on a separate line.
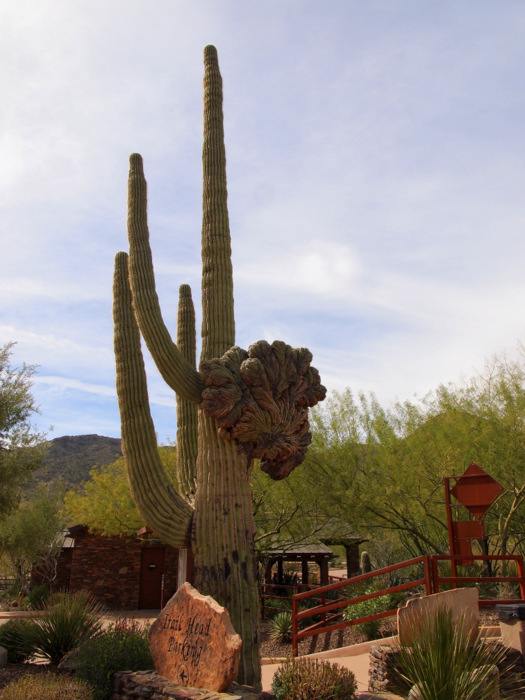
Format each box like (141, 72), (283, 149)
(112, 44), (326, 688)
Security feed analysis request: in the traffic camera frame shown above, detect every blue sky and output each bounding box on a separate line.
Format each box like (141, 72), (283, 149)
(2, 1), (525, 443)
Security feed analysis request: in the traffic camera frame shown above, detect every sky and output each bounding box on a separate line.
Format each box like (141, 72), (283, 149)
(1, 1), (525, 443)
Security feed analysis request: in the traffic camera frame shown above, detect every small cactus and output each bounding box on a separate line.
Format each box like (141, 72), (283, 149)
(361, 550), (372, 573)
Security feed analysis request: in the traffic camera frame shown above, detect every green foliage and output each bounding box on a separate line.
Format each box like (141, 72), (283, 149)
(0, 618), (34, 663)
(342, 581), (405, 640)
(0, 342), (46, 517)
(292, 347), (525, 563)
(395, 607), (516, 700)
(27, 583), (50, 609)
(271, 657), (358, 700)
(269, 611), (293, 643)
(34, 434), (122, 491)
(0, 483), (66, 594)
(1, 672), (94, 700)
(75, 618), (153, 700)
(19, 591), (105, 664)
(264, 596), (292, 616)
(64, 448), (177, 537)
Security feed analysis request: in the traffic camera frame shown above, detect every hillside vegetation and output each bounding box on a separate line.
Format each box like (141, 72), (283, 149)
(31, 435), (122, 489)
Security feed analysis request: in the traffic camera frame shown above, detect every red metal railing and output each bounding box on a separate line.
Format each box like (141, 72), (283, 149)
(260, 582), (318, 619)
(292, 556), (431, 656)
(431, 554), (525, 604)
(291, 554), (525, 655)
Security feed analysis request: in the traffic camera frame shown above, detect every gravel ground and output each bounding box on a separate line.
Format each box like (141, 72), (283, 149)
(259, 607), (500, 660)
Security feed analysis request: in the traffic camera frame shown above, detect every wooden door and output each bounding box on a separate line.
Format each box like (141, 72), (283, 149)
(139, 547), (165, 609)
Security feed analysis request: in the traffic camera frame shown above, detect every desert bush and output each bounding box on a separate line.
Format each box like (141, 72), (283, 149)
(20, 590), (105, 664)
(1, 672), (94, 699)
(27, 583), (50, 609)
(269, 611), (293, 643)
(0, 618), (34, 663)
(342, 581), (405, 640)
(271, 657), (358, 700)
(395, 607), (521, 699)
(75, 617), (153, 700)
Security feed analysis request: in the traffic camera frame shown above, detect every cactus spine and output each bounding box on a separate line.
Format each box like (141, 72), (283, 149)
(113, 45), (325, 689)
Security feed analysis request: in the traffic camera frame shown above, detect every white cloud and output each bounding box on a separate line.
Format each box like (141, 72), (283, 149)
(1, 1), (525, 440)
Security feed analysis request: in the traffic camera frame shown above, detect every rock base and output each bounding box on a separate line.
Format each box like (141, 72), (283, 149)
(112, 670), (275, 700)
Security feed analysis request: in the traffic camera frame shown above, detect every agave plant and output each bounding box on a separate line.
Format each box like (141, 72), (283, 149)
(269, 611), (294, 643)
(19, 591), (105, 665)
(395, 606), (521, 700)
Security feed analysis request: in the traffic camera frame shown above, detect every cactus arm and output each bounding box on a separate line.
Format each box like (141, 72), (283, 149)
(127, 153), (204, 403)
(200, 44), (235, 362)
(176, 284), (198, 502)
(113, 251), (193, 548)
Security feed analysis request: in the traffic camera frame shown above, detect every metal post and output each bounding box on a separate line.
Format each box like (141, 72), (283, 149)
(292, 595), (298, 657)
(517, 555), (525, 600)
(444, 477), (458, 587)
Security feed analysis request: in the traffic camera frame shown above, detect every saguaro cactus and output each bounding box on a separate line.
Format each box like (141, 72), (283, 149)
(113, 45), (326, 688)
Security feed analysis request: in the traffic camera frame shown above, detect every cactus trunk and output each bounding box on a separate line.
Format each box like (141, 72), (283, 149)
(192, 413), (260, 686)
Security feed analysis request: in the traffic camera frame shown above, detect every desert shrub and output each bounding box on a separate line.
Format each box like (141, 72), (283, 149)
(264, 596), (293, 621)
(395, 607), (521, 699)
(269, 611), (293, 643)
(75, 618), (153, 700)
(1, 672), (94, 699)
(342, 581), (405, 640)
(20, 590), (105, 664)
(0, 618), (34, 663)
(271, 657), (358, 700)
(27, 583), (50, 609)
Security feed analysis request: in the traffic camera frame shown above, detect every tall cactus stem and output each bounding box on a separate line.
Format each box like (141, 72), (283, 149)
(201, 44), (235, 362)
(176, 284), (198, 503)
(192, 412), (260, 687)
(113, 251), (193, 548)
(127, 154), (204, 402)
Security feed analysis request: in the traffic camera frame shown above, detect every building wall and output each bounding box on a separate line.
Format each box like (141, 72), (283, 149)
(65, 528), (179, 609)
(54, 547), (73, 591)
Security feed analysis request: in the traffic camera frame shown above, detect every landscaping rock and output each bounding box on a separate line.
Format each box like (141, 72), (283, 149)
(148, 582), (242, 692)
(397, 588), (479, 645)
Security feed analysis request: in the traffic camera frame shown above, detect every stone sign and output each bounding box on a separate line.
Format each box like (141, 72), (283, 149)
(148, 582), (242, 692)
(397, 587), (479, 645)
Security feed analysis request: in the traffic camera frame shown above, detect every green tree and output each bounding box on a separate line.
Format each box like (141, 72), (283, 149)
(296, 348), (525, 564)
(64, 447), (177, 537)
(0, 484), (65, 594)
(0, 342), (45, 517)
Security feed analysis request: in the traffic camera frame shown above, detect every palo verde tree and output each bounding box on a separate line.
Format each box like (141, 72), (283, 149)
(113, 45), (325, 687)
(0, 342), (45, 517)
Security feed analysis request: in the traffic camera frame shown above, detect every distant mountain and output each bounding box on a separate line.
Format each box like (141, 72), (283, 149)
(32, 434), (122, 490)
